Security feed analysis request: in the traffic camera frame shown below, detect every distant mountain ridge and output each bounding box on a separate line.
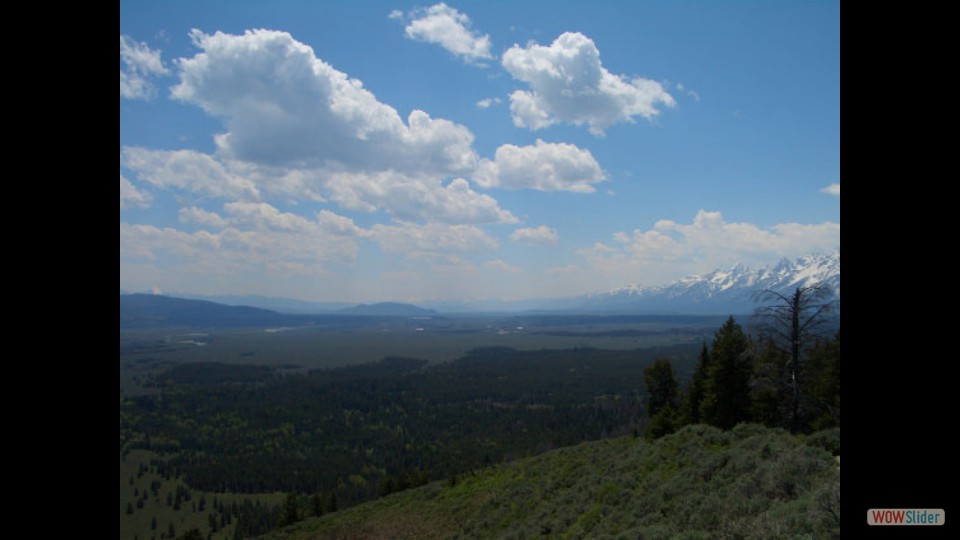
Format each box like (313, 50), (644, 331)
(120, 294), (440, 328)
(579, 250), (840, 314)
(119, 293), (287, 328)
(163, 293), (354, 314)
(338, 302), (438, 317)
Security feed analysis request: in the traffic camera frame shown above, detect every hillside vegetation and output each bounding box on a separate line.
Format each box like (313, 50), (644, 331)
(257, 424), (840, 540)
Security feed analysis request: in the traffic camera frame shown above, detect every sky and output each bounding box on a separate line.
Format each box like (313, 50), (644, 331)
(120, 0), (840, 303)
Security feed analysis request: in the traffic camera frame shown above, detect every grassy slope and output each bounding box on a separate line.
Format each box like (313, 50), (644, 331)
(258, 424), (840, 540)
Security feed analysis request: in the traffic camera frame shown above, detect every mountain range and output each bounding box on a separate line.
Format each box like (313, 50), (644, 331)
(121, 251), (839, 319)
(578, 250), (840, 314)
(119, 295), (441, 328)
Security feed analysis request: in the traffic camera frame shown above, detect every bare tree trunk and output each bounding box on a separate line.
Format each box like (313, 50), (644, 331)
(790, 288), (801, 434)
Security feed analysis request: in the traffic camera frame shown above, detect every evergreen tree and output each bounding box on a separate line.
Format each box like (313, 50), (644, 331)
(642, 359), (680, 439)
(680, 343), (710, 424)
(645, 405), (678, 440)
(805, 329), (840, 430)
(700, 316), (753, 429)
(643, 359), (679, 416)
(327, 491), (338, 513)
(750, 337), (789, 427)
(277, 492), (299, 528)
(310, 491), (324, 517)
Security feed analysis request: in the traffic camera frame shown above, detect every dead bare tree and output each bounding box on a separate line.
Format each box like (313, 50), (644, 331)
(753, 283), (838, 433)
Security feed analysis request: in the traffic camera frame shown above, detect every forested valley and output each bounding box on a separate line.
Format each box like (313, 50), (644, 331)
(120, 307), (839, 540)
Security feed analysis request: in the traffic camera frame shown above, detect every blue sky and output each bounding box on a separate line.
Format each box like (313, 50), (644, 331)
(120, 0), (839, 302)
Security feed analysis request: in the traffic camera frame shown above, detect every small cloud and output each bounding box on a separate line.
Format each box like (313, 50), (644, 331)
(388, 9), (404, 20)
(820, 183), (840, 196)
(476, 97), (501, 109)
(120, 35), (169, 100)
(675, 82), (700, 102)
(511, 225), (559, 246)
(403, 3), (492, 64)
(120, 174), (152, 208)
(484, 259), (521, 273)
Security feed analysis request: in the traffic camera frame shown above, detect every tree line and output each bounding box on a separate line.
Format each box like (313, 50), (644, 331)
(643, 285), (840, 439)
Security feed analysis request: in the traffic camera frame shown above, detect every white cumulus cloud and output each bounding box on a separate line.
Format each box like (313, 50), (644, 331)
(820, 183), (840, 196)
(511, 226), (559, 246)
(325, 171), (516, 224)
(474, 139), (605, 192)
(120, 35), (169, 100)
(403, 3), (492, 64)
(178, 207), (227, 228)
(172, 29), (477, 174)
(146, 29), (516, 226)
(317, 209), (370, 237)
(121, 147), (260, 200)
(502, 32), (675, 135)
(122, 204), (363, 270)
(120, 174), (152, 208)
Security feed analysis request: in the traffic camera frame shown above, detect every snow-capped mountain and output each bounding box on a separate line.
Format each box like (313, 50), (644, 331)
(579, 250), (840, 314)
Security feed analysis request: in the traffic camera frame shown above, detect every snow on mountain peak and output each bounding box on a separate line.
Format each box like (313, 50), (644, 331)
(584, 251), (840, 313)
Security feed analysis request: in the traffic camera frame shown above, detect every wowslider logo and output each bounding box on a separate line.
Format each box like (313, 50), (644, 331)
(867, 508), (945, 526)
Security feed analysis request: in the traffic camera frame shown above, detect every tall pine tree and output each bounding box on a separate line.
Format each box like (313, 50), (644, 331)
(680, 343), (710, 425)
(804, 329), (840, 430)
(750, 337), (789, 427)
(643, 359), (679, 415)
(277, 492), (299, 528)
(642, 359), (680, 439)
(310, 491), (324, 517)
(700, 316), (753, 429)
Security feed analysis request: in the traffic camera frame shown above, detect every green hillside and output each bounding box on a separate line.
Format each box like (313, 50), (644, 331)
(257, 424), (840, 540)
